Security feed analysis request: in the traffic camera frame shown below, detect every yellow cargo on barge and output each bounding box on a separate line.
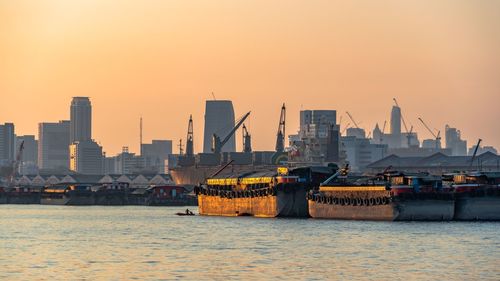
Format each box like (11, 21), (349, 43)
(195, 166), (336, 218)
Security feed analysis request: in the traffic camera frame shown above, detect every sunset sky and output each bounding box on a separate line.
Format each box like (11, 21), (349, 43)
(1, 0), (499, 155)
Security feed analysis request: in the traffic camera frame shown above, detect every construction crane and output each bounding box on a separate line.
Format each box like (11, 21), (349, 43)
(345, 111), (360, 129)
(212, 111), (251, 153)
(380, 120), (387, 143)
(469, 139), (482, 169)
(418, 117), (441, 149)
(406, 125), (414, 147)
(242, 124), (252, 153)
(185, 115), (194, 156)
(9, 141), (24, 187)
(341, 122), (351, 135)
(275, 103), (286, 153)
(393, 98), (414, 147)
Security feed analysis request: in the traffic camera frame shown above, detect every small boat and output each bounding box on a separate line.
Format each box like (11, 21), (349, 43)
(176, 210), (195, 216)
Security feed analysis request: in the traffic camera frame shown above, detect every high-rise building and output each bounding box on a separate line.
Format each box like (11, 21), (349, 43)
(69, 140), (103, 175)
(390, 106), (401, 135)
(445, 125), (467, 156)
(70, 97), (92, 143)
(0, 123), (15, 165)
(289, 110), (339, 163)
(38, 121), (70, 171)
(203, 100), (236, 153)
(114, 147), (145, 174)
(141, 140), (172, 173)
(341, 136), (387, 171)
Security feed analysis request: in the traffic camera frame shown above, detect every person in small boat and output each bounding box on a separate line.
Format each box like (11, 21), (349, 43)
(185, 209), (194, 215)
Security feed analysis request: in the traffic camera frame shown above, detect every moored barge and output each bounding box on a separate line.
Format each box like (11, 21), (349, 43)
(445, 172), (500, 221)
(308, 168), (454, 221)
(195, 166), (335, 217)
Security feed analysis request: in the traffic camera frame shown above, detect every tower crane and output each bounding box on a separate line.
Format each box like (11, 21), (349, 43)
(242, 124), (252, 153)
(341, 122), (351, 135)
(418, 117), (441, 149)
(345, 111), (360, 129)
(185, 115), (194, 156)
(393, 98), (414, 148)
(275, 103), (286, 153)
(212, 111), (251, 153)
(380, 120), (387, 143)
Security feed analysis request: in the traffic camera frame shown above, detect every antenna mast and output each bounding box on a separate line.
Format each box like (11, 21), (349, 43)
(140, 116), (143, 156)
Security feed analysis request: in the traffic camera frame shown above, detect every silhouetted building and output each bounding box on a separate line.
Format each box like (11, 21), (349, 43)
(0, 123), (15, 165)
(346, 128), (366, 139)
(341, 136), (387, 172)
(114, 147), (145, 174)
(38, 121), (70, 171)
(390, 106), (401, 135)
(422, 139), (441, 149)
(445, 125), (467, 156)
(70, 97), (92, 143)
(367, 152), (500, 174)
(290, 110), (339, 163)
(203, 100), (235, 153)
(469, 145), (498, 156)
(141, 140), (172, 173)
(69, 140), (104, 175)
(103, 156), (116, 174)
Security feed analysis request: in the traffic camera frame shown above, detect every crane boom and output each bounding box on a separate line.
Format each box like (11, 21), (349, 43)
(418, 117), (437, 138)
(418, 117), (441, 149)
(341, 122), (351, 135)
(212, 111), (251, 153)
(345, 111), (360, 129)
(469, 139), (482, 169)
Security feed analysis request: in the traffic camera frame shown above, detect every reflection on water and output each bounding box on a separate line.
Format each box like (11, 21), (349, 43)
(0, 205), (499, 280)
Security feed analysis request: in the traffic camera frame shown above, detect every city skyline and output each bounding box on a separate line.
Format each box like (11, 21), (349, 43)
(1, 1), (499, 154)
(1, 96), (496, 157)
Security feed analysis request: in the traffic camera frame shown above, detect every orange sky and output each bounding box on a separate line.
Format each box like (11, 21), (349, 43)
(1, 0), (499, 155)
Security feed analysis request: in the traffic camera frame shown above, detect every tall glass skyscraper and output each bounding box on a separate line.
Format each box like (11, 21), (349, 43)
(70, 97), (92, 143)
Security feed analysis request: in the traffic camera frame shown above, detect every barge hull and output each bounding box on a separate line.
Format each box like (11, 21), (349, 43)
(308, 199), (454, 221)
(198, 189), (308, 218)
(454, 197), (500, 221)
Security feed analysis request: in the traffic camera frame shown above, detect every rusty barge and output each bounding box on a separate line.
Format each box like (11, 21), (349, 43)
(307, 168), (455, 221)
(194, 166), (335, 217)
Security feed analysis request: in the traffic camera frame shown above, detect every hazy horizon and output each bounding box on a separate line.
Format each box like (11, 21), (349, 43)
(1, 1), (499, 155)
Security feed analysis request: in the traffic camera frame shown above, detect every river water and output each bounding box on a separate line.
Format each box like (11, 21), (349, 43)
(0, 205), (498, 280)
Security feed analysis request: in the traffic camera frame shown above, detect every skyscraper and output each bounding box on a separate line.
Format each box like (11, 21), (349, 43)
(141, 140), (173, 173)
(0, 123), (15, 165)
(445, 125), (467, 156)
(69, 140), (104, 175)
(390, 105), (401, 135)
(203, 100), (236, 153)
(38, 121), (70, 170)
(70, 97), (92, 143)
